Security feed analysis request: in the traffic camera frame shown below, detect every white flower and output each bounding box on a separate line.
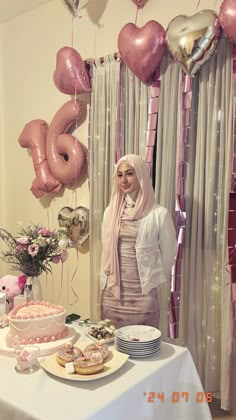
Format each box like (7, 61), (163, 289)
(58, 238), (68, 250)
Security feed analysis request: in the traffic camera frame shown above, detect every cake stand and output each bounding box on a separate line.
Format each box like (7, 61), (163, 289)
(0, 325), (79, 357)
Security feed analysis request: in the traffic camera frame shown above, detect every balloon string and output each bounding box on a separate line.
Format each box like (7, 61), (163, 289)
(73, 94), (79, 200)
(59, 262), (64, 300)
(70, 248), (79, 305)
(135, 7), (138, 25)
(195, 0), (201, 11)
(71, 16), (74, 47)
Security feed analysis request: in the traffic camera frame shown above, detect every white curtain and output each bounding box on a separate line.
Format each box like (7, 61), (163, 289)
(155, 36), (233, 410)
(89, 59), (150, 320)
(89, 36), (233, 409)
(89, 56), (121, 320)
(119, 65), (151, 158)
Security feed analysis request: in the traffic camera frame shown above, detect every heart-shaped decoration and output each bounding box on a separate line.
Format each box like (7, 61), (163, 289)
(219, 0), (236, 43)
(118, 20), (166, 84)
(131, 0), (149, 9)
(61, 0), (90, 17)
(166, 10), (220, 77)
(58, 206), (89, 246)
(53, 46), (91, 95)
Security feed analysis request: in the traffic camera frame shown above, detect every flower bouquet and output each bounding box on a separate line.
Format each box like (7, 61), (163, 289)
(0, 224), (68, 277)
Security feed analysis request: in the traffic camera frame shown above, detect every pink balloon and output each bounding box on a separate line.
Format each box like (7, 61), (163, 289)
(219, 0), (236, 43)
(118, 20), (166, 84)
(131, 0), (148, 8)
(53, 46), (91, 95)
(46, 100), (87, 185)
(18, 120), (62, 198)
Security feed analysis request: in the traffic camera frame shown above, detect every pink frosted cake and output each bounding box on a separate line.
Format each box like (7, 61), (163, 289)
(6, 301), (68, 346)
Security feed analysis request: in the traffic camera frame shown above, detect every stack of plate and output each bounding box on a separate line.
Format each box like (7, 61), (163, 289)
(115, 325), (161, 358)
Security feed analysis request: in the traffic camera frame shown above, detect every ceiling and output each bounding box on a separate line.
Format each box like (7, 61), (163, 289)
(0, 0), (53, 24)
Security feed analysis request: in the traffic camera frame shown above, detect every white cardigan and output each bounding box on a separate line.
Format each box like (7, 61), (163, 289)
(101, 205), (177, 294)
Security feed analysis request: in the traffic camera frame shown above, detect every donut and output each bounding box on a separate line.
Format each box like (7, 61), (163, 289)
(56, 344), (83, 367)
(74, 353), (104, 375)
(83, 342), (109, 361)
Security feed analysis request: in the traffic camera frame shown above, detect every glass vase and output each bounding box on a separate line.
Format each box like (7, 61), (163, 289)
(24, 276), (42, 301)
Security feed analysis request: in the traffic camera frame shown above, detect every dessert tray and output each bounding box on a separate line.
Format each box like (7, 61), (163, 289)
(0, 326), (79, 357)
(74, 320), (115, 345)
(39, 342), (129, 381)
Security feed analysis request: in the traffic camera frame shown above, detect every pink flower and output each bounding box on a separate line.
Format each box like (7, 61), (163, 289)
(51, 250), (68, 264)
(28, 244), (39, 257)
(51, 255), (61, 264)
(17, 236), (28, 245)
(60, 250), (68, 263)
(39, 228), (51, 237)
(16, 243), (27, 253)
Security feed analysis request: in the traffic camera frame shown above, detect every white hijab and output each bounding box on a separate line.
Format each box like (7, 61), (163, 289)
(102, 154), (155, 299)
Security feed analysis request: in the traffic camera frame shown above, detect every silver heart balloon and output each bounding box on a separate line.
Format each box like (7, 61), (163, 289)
(61, 0), (90, 17)
(166, 10), (220, 76)
(58, 206), (89, 246)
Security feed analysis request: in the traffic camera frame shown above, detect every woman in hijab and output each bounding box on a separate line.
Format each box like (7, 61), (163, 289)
(100, 154), (176, 328)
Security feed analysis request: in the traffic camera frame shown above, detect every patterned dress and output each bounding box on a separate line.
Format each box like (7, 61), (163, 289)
(101, 204), (159, 328)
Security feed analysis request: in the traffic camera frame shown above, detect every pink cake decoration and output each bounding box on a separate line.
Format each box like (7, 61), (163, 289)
(6, 300), (68, 347)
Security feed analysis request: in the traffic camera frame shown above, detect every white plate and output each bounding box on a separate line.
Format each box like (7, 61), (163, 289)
(116, 346), (161, 358)
(115, 337), (161, 349)
(116, 343), (160, 353)
(115, 325), (161, 343)
(86, 332), (115, 345)
(39, 343), (129, 381)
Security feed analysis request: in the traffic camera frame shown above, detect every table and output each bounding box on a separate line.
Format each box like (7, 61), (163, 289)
(0, 326), (212, 420)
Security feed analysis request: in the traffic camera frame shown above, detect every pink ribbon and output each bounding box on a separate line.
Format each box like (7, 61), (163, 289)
(144, 66), (160, 172)
(169, 74), (190, 339)
(227, 46), (236, 336)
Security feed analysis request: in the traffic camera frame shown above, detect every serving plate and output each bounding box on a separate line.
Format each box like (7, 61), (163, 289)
(39, 343), (128, 381)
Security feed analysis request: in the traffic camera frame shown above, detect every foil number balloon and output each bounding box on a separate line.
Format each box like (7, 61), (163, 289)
(19, 100), (87, 198)
(166, 10), (220, 77)
(19, 46), (89, 198)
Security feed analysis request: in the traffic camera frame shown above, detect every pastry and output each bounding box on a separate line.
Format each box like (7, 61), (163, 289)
(83, 341), (109, 360)
(56, 343), (83, 367)
(74, 353), (104, 375)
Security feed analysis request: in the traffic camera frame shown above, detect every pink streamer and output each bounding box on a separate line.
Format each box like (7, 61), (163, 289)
(227, 47), (236, 336)
(169, 73), (190, 339)
(115, 59), (122, 163)
(144, 68), (160, 173)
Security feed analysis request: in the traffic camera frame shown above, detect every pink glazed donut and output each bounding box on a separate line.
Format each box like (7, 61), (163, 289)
(56, 344), (83, 367)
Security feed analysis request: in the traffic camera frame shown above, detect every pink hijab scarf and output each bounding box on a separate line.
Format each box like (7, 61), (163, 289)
(102, 154), (156, 300)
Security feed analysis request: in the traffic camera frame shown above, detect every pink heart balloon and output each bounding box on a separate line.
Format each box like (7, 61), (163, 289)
(131, 0), (149, 8)
(219, 0), (236, 43)
(118, 21), (166, 84)
(53, 46), (91, 95)
(166, 10), (220, 77)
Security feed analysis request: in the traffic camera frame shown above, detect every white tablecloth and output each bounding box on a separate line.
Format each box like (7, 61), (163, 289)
(0, 326), (212, 420)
